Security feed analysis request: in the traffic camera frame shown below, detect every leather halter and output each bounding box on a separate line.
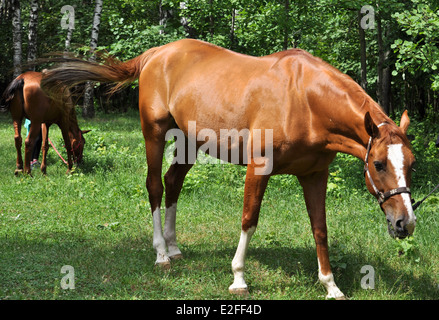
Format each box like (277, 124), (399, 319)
(363, 123), (411, 205)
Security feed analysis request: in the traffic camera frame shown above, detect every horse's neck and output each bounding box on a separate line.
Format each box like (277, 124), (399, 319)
(325, 96), (387, 161)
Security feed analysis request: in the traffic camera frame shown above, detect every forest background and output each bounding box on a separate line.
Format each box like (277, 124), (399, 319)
(1, 0), (439, 121)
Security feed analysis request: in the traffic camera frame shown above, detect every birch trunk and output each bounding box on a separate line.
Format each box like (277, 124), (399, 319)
(83, 0), (103, 118)
(358, 9), (367, 91)
(27, 0), (38, 70)
(11, 0), (22, 78)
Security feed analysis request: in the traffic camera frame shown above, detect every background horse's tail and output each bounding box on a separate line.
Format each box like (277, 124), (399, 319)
(41, 47), (158, 98)
(0, 77), (24, 113)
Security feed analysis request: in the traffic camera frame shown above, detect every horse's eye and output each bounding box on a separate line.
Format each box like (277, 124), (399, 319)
(374, 161), (385, 172)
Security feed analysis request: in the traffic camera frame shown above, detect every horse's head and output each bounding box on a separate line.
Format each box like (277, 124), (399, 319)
(363, 110), (416, 239)
(70, 129), (90, 164)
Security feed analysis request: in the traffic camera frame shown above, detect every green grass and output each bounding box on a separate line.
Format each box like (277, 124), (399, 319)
(0, 110), (438, 300)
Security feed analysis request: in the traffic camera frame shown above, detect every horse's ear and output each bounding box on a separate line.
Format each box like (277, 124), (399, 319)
(399, 110), (410, 135)
(364, 112), (379, 138)
(81, 130), (91, 134)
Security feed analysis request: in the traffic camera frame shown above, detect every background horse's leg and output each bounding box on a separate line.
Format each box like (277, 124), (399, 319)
(12, 119), (23, 175)
(40, 124), (49, 174)
(298, 169), (345, 300)
(229, 163), (269, 295)
(164, 161), (193, 260)
(10, 96), (24, 175)
(24, 121), (41, 175)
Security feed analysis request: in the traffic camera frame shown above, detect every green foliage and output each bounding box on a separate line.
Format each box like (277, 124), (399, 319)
(391, 0), (439, 90)
(394, 237), (420, 264)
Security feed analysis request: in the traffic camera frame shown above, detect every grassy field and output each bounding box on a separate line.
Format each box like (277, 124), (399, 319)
(0, 110), (438, 300)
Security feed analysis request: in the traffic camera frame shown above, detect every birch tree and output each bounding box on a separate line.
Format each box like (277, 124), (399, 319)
(61, 4), (75, 53)
(83, 0), (103, 118)
(11, 0), (21, 78)
(27, 0), (38, 70)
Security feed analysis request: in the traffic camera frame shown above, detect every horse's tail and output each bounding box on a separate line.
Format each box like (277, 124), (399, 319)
(41, 47), (159, 98)
(0, 77), (24, 113)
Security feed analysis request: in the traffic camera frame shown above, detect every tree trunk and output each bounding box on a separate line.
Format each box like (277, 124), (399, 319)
(230, 8), (236, 49)
(283, 0), (290, 51)
(83, 0), (103, 119)
(376, 5), (384, 110)
(11, 0), (21, 78)
(208, 0), (214, 37)
(1, 0), (8, 20)
(358, 9), (367, 91)
(64, 20), (74, 53)
(382, 49), (392, 115)
(180, 2), (197, 38)
(159, 0), (172, 35)
(27, 0), (38, 70)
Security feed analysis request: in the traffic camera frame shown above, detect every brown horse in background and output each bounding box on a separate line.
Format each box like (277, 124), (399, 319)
(0, 71), (88, 175)
(41, 39), (416, 299)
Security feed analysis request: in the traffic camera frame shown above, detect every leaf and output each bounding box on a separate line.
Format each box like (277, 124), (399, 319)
(97, 222), (121, 231)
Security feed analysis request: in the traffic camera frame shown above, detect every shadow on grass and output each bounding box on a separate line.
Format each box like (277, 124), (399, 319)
(1, 232), (436, 300)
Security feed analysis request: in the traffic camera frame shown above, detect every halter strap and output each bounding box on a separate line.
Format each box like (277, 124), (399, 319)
(363, 122), (411, 205)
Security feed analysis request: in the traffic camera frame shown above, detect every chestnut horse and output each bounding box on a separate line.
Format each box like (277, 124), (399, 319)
(0, 71), (87, 175)
(41, 39), (416, 299)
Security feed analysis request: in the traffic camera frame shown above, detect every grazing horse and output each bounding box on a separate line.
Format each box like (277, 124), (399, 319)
(41, 39), (416, 299)
(0, 71), (87, 175)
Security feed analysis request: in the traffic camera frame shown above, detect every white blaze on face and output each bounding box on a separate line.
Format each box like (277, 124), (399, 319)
(387, 144), (416, 231)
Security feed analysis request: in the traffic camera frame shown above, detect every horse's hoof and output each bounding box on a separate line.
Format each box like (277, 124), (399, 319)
(155, 261), (171, 270)
(335, 295), (347, 300)
(229, 287), (249, 296)
(14, 169), (23, 176)
(169, 253), (184, 260)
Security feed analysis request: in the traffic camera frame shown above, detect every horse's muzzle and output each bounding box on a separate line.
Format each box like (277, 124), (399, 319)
(386, 214), (416, 239)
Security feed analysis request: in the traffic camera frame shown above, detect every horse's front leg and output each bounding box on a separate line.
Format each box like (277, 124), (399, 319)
(24, 121), (42, 175)
(40, 124), (49, 174)
(13, 119), (23, 175)
(298, 169), (346, 300)
(229, 163), (269, 295)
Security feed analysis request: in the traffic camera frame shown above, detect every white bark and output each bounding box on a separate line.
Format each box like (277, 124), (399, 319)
(11, 0), (22, 78)
(83, 0), (103, 118)
(27, 0), (38, 70)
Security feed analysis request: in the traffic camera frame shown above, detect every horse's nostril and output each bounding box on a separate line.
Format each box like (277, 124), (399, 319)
(395, 218), (405, 232)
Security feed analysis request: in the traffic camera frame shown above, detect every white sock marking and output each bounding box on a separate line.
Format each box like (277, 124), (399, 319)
(164, 203), (182, 257)
(318, 260), (345, 299)
(229, 226), (256, 291)
(152, 207), (170, 264)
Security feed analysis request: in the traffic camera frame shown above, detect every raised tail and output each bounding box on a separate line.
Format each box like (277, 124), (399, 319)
(0, 77), (24, 113)
(41, 47), (158, 98)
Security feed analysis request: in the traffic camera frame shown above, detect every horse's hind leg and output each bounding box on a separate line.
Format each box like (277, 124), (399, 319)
(164, 161), (194, 260)
(144, 132), (171, 268)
